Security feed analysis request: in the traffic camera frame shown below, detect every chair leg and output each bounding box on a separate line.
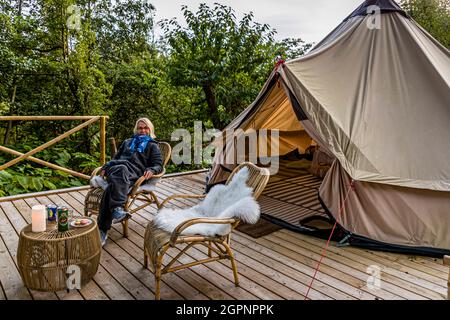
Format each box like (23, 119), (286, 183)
(122, 219), (129, 238)
(143, 250), (148, 269)
(207, 241), (212, 257)
(155, 260), (163, 300)
(153, 193), (161, 209)
(223, 242), (239, 287)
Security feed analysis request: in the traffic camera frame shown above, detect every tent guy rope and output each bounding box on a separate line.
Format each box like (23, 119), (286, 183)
(304, 179), (356, 300)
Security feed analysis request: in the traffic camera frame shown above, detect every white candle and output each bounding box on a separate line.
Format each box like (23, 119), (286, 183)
(31, 205), (46, 232)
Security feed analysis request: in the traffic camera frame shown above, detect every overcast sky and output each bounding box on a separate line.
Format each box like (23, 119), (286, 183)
(150, 0), (363, 44)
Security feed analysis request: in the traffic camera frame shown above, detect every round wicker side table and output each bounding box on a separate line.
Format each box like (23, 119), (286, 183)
(17, 218), (101, 292)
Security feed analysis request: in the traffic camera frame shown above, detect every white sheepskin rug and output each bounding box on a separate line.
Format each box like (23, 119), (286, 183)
(90, 175), (108, 190)
(153, 167), (260, 236)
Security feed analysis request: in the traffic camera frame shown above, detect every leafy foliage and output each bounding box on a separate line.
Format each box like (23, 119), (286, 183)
(401, 0), (450, 48)
(160, 3), (290, 129)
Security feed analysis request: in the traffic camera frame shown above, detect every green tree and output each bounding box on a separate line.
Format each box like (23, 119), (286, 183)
(401, 0), (450, 48)
(90, 0), (155, 62)
(160, 3), (278, 129)
(274, 38), (313, 60)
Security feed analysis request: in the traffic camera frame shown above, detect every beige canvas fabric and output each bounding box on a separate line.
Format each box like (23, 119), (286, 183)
(320, 161), (450, 249)
(283, 12), (450, 191)
(243, 82), (302, 132)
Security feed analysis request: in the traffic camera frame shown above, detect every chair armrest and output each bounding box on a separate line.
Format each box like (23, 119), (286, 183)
(160, 194), (206, 208)
(130, 168), (166, 196)
(91, 166), (104, 179)
(169, 217), (238, 245)
(152, 168), (166, 179)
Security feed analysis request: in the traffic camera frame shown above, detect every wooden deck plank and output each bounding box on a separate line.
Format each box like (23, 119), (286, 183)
(0, 204), (23, 263)
(273, 231), (446, 300)
(0, 235), (32, 300)
(269, 232), (428, 300)
(99, 248), (153, 300)
(92, 264), (134, 300)
(237, 231), (404, 300)
(279, 229), (448, 287)
(233, 233), (382, 300)
(254, 234), (409, 300)
(361, 250), (449, 279)
(346, 247), (448, 285)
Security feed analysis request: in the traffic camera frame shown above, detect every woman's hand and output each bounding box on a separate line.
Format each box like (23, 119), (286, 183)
(143, 170), (154, 180)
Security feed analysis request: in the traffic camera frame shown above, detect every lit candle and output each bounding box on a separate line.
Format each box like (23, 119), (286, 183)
(31, 205), (46, 232)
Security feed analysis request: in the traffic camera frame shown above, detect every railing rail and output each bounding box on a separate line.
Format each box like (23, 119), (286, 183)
(0, 116), (108, 180)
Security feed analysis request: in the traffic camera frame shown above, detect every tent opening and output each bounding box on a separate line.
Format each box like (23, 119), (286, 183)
(230, 80), (337, 235)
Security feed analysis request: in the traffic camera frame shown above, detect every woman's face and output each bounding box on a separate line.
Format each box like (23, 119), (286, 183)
(137, 121), (151, 136)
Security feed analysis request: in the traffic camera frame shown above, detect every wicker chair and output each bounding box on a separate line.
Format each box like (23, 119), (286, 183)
(84, 141), (172, 237)
(143, 162), (270, 300)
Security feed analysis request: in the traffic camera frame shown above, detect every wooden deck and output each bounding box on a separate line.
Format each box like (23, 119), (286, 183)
(0, 171), (448, 300)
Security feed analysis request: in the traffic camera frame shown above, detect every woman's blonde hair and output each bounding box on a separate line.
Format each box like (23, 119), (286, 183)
(134, 118), (156, 139)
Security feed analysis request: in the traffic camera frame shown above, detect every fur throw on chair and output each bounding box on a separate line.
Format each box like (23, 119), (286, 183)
(90, 175), (108, 190)
(153, 167), (260, 236)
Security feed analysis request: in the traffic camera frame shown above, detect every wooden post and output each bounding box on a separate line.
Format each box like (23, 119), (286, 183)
(444, 255), (450, 300)
(109, 137), (117, 158)
(100, 116), (106, 165)
(3, 85), (17, 145)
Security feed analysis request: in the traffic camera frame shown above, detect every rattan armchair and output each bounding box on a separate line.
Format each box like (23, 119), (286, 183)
(143, 162), (270, 300)
(84, 141), (172, 237)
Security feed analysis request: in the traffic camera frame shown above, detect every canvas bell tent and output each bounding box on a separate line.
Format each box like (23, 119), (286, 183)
(207, 0), (450, 255)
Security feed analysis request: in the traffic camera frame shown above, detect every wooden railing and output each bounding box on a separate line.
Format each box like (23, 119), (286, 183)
(0, 116), (108, 180)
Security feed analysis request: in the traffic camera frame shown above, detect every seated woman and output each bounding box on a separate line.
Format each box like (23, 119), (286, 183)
(98, 117), (163, 246)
